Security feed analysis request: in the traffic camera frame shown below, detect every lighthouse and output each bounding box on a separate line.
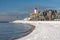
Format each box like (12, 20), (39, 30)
(34, 8), (38, 13)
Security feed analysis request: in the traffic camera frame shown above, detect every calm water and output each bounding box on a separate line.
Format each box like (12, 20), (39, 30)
(0, 23), (31, 40)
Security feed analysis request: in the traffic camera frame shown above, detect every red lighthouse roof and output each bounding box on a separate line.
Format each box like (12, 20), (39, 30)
(34, 8), (37, 10)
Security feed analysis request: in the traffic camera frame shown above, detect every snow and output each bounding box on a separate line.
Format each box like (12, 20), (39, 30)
(24, 18), (31, 21)
(12, 21), (60, 40)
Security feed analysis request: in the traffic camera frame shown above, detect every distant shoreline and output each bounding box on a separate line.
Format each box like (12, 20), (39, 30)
(0, 21), (9, 23)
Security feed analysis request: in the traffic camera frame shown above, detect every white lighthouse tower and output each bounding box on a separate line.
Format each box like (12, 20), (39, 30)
(34, 8), (38, 13)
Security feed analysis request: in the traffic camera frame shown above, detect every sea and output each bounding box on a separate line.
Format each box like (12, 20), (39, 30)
(0, 23), (32, 40)
(0, 13), (32, 40)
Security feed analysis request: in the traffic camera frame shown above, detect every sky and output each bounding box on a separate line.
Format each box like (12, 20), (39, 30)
(0, 0), (60, 21)
(0, 0), (60, 13)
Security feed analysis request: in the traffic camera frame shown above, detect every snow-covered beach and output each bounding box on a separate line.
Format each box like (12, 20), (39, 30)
(11, 20), (60, 40)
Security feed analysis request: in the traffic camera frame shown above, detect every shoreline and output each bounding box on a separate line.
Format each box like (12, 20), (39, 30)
(12, 23), (35, 40)
(10, 21), (60, 40)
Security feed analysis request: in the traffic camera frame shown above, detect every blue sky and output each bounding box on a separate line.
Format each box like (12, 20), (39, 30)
(0, 0), (60, 13)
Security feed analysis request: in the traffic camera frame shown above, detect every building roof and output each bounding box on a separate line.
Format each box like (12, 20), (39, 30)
(30, 13), (39, 16)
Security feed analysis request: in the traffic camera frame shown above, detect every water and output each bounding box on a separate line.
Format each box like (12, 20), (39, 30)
(0, 23), (32, 40)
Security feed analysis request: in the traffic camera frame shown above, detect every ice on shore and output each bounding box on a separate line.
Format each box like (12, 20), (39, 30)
(14, 21), (60, 40)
